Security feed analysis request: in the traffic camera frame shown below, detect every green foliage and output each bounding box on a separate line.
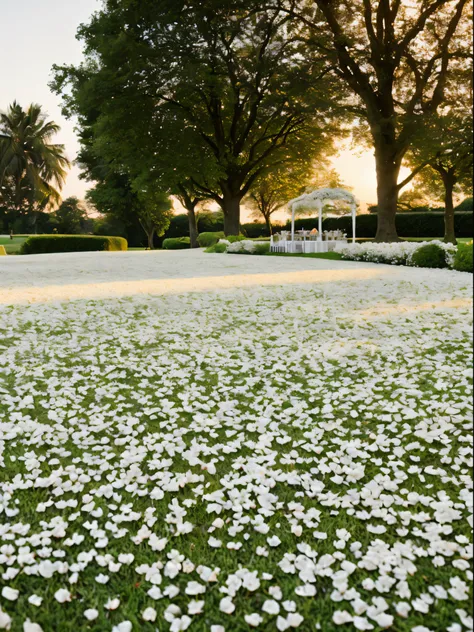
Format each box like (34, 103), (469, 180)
(136, 189), (173, 248)
(86, 168), (172, 249)
(321, 212), (473, 239)
(197, 232), (225, 248)
(197, 211), (224, 234)
(407, 106), (473, 205)
(241, 223), (272, 238)
(51, 197), (91, 234)
(245, 162), (325, 230)
(456, 197), (473, 212)
(226, 235), (246, 244)
(453, 242), (473, 272)
(158, 212), (225, 247)
(52, 0), (343, 232)
(295, 0), (471, 241)
(162, 237), (190, 250)
(253, 243), (271, 255)
(0, 102), (70, 222)
(20, 235), (127, 255)
(410, 244), (448, 269)
(162, 215), (191, 239)
(157, 213), (474, 242)
(205, 243), (228, 254)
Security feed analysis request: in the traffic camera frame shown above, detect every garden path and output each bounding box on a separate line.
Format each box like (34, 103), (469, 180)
(0, 249), (468, 305)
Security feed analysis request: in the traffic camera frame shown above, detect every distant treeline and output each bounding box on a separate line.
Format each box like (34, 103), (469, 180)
(2, 202), (472, 246)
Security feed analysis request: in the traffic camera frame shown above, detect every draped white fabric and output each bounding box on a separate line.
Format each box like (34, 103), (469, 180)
(288, 188), (358, 244)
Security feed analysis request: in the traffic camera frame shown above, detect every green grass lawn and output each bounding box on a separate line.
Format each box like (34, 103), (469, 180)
(0, 236), (27, 254)
(0, 273), (472, 631)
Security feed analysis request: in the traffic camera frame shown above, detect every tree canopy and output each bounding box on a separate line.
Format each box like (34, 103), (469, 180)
(412, 112), (472, 242)
(52, 0), (344, 235)
(0, 102), (70, 229)
(272, 0), (473, 240)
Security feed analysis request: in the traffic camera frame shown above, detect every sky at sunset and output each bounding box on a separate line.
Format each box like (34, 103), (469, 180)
(0, 0), (411, 219)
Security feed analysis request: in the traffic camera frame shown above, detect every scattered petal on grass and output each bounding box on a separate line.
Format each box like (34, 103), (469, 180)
(27, 596), (42, 608)
(84, 609), (99, 621)
(53, 589), (71, 604)
(1, 588), (19, 602)
(23, 621), (43, 632)
(0, 609), (12, 631)
(142, 608), (157, 622)
(0, 259), (472, 631)
(245, 613), (263, 627)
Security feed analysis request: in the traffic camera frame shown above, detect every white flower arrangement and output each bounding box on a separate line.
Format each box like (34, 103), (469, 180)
(227, 240), (259, 253)
(340, 240), (457, 268)
(289, 188), (358, 216)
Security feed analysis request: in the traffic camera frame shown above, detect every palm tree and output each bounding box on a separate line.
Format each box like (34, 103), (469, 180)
(0, 102), (71, 219)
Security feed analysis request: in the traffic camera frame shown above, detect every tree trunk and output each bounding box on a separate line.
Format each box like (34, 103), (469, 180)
(374, 146), (402, 242)
(147, 228), (155, 250)
(188, 206), (199, 249)
(222, 193), (241, 236)
(443, 173), (457, 245)
(264, 213), (273, 236)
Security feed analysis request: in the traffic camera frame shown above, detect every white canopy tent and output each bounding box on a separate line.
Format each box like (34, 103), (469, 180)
(289, 188), (358, 246)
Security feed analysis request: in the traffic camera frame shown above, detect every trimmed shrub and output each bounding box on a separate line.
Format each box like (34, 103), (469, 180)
(253, 243), (271, 255)
(227, 235), (246, 244)
(453, 242), (473, 272)
(205, 243), (228, 254)
(410, 243), (448, 269)
(162, 237), (190, 250)
(20, 235), (127, 255)
(197, 232), (225, 248)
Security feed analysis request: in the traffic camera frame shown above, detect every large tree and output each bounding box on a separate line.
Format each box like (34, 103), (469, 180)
(276, 0), (472, 241)
(175, 184), (208, 249)
(407, 106), (473, 243)
(51, 197), (92, 234)
(86, 169), (172, 249)
(136, 190), (173, 250)
(246, 161), (319, 234)
(0, 102), (70, 222)
(53, 0), (342, 235)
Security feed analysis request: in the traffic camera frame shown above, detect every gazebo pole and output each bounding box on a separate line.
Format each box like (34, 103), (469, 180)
(318, 200), (323, 242)
(352, 203), (356, 244)
(291, 203), (296, 252)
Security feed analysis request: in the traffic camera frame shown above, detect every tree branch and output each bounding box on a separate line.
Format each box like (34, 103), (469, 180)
(396, 159), (432, 191)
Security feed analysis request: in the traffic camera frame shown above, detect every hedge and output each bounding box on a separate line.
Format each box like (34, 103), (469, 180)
(315, 212), (473, 238)
(154, 210), (474, 243)
(453, 242), (473, 272)
(236, 212), (474, 240)
(162, 237), (190, 250)
(197, 232), (225, 248)
(20, 235), (128, 255)
(241, 223), (271, 239)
